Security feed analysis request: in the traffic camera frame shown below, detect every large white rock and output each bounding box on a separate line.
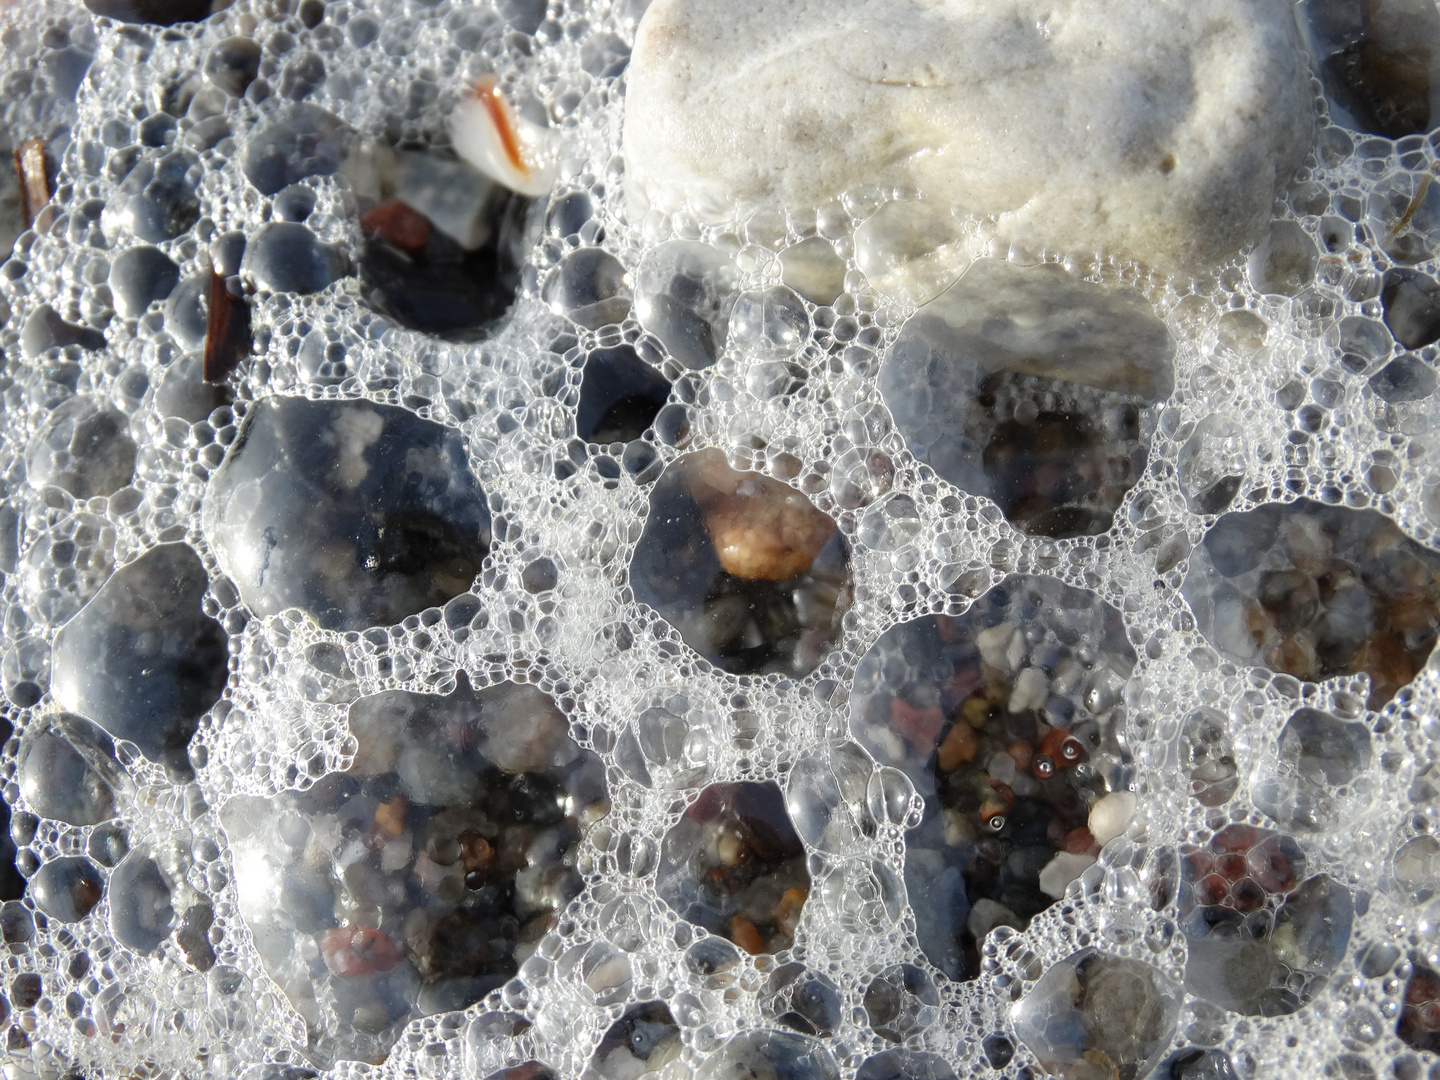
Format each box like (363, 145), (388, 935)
(623, 0), (1316, 277)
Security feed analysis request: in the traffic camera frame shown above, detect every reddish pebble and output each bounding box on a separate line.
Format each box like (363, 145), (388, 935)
(1063, 826), (1097, 855)
(891, 698), (946, 755)
(361, 198), (431, 251)
(320, 926), (403, 977)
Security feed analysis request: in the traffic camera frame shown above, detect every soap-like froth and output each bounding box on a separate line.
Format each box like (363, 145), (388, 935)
(623, 0), (1316, 274)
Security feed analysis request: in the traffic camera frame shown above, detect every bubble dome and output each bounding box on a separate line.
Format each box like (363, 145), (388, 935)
(0, 1), (1438, 1079)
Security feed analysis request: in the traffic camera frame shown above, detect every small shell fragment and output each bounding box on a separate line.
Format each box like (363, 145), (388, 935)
(14, 138), (50, 229)
(203, 268), (252, 384)
(450, 74), (555, 198)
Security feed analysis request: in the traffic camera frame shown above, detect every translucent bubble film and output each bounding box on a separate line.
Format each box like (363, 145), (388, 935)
(0, 2), (1438, 1079)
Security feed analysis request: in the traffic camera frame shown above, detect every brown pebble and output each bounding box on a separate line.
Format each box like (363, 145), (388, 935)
(686, 450), (837, 580)
(1064, 826), (1098, 855)
(730, 914), (764, 955)
(374, 796), (406, 836)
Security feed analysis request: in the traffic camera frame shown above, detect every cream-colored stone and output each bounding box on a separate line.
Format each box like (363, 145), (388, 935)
(624, 0), (1315, 276)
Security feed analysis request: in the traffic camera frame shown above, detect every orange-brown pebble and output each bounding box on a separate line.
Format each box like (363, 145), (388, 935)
(730, 914), (764, 955)
(374, 796), (407, 836)
(1007, 740), (1033, 771)
(361, 198), (431, 252)
(936, 721), (979, 771)
(774, 887), (808, 937)
(1064, 826), (1098, 855)
(686, 450), (837, 580)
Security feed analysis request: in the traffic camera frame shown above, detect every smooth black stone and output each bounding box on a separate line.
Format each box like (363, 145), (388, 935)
(1369, 354), (1437, 403)
(154, 354), (233, 423)
(243, 103), (350, 197)
(205, 36), (261, 97)
(26, 398), (137, 499)
(164, 273), (209, 351)
(20, 305), (105, 358)
(203, 396), (492, 630)
(30, 856), (104, 923)
(109, 244), (180, 318)
(1383, 270), (1440, 350)
(84, 0), (220, 23)
(243, 221), (349, 294)
(358, 192), (532, 340)
(51, 543), (228, 767)
(576, 345), (671, 444)
(102, 148), (201, 243)
(108, 850), (174, 953)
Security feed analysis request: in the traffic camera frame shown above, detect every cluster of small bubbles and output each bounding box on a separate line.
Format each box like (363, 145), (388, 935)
(0, 0), (1438, 1079)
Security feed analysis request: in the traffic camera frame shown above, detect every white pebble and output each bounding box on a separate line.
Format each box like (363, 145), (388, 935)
(1088, 790), (1138, 847)
(623, 0), (1314, 276)
(1038, 851), (1097, 900)
(1009, 667), (1050, 714)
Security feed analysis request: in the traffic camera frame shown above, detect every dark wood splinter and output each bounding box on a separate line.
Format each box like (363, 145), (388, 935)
(203, 268), (252, 384)
(14, 138), (51, 230)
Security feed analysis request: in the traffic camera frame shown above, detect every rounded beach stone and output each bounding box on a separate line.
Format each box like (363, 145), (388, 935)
(623, 0), (1315, 275)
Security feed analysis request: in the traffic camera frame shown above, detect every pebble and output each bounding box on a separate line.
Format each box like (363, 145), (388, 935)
(587, 1002), (682, 1080)
(163, 273), (210, 351)
(1250, 708), (1370, 832)
(850, 575), (1134, 979)
(243, 103), (351, 197)
(243, 221), (349, 295)
(51, 543), (228, 770)
(880, 260), (1171, 538)
(17, 720), (117, 826)
(631, 450), (851, 675)
(1300, 0), (1440, 139)
(1382, 269), (1440, 350)
(109, 244), (180, 318)
(26, 397), (136, 499)
(30, 856), (104, 923)
(1184, 498), (1440, 707)
(101, 148), (201, 244)
(694, 1031), (836, 1080)
(82, 0), (216, 23)
(1036, 851), (1095, 899)
(223, 678), (603, 1066)
(659, 782), (810, 955)
(1087, 790), (1136, 846)
(205, 36), (262, 97)
(203, 396), (492, 630)
(154, 354), (233, 423)
(20, 304), (105, 358)
(1013, 951), (1178, 1080)
(624, 0), (1314, 276)
(687, 451), (838, 581)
